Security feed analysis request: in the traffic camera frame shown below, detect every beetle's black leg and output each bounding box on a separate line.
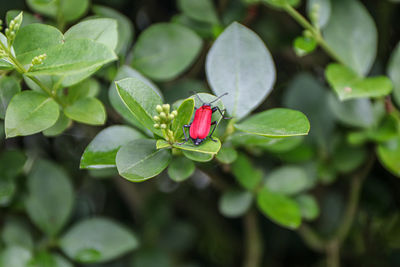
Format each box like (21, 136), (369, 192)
(212, 106), (232, 119)
(178, 124), (191, 145)
(208, 121), (218, 142)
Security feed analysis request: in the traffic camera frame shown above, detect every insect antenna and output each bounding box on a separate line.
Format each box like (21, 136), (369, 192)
(209, 92), (228, 104)
(189, 90), (206, 105)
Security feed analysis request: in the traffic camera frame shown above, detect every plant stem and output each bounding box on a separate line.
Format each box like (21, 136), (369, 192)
(326, 240), (340, 267)
(243, 209), (263, 267)
(282, 4), (346, 66)
(297, 224), (325, 252)
(0, 41), (65, 107)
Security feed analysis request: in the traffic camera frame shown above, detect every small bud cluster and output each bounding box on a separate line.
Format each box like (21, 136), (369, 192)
(153, 104), (178, 143)
(5, 12), (23, 48)
(310, 3), (320, 30)
(31, 54), (47, 66)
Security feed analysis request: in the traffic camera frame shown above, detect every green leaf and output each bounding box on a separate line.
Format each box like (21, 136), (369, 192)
(216, 146), (238, 164)
(306, 0), (331, 28)
(261, 0), (300, 8)
(65, 18), (118, 51)
(323, 0), (377, 75)
(43, 113), (71, 136)
(257, 188), (301, 229)
(293, 36), (317, 57)
(26, 39), (117, 76)
(172, 98), (195, 140)
(116, 139), (171, 182)
(167, 156), (195, 182)
(235, 108), (310, 137)
(132, 23), (202, 81)
(1, 217), (33, 251)
(5, 91), (59, 138)
(178, 0), (219, 24)
(0, 33), (13, 70)
(377, 137), (400, 177)
(296, 194), (320, 221)
(0, 150), (26, 206)
(206, 22), (276, 119)
(0, 76), (21, 119)
(388, 41), (400, 106)
(109, 65), (161, 132)
(218, 189), (253, 218)
(328, 93), (375, 128)
(66, 78), (100, 104)
(0, 246), (32, 267)
(80, 126), (145, 169)
(92, 5), (134, 55)
(264, 166), (312, 195)
(115, 77), (163, 136)
(332, 140), (366, 173)
(27, 0), (89, 22)
(182, 150), (214, 162)
(172, 14), (214, 39)
(60, 217), (139, 263)
(173, 138), (221, 154)
(25, 159), (74, 236)
(232, 153), (262, 190)
(231, 132), (303, 152)
(29, 252), (73, 267)
(283, 73), (335, 149)
(13, 23), (64, 65)
(325, 63), (392, 100)
(64, 97), (106, 125)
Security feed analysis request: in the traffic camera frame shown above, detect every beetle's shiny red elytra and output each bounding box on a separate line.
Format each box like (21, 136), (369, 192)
(189, 105), (212, 140)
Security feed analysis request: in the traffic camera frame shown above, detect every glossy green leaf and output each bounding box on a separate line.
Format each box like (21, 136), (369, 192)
(27, 0), (89, 22)
(257, 188), (301, 229)
(377, 137), (400, 177)
(0, 76), (21, 119)
(283, 73), (335, 149)
(167, 156), (195, 182)
(172, 14), (214, 39)
(264, 166), (312, 196)
(296, 194), (320, 221)
(306, 0), (331, 28)
(328, 93), (375, 128)
(0, 246), (32, 267)
(178, 0), (219, 24)
(5, 91), (59, 138)
(173, 138), (221, 154)
(219, 189), (253, 218)
(116, 77), (163, 136)
(182, 150), (214, 162)
(293, 36), (317, 57)
(132, 23), (202, 81)
(64, 97), (106, 125)
(25, 159), (74, 236)
(65, 18), (118, 51)
(216, 146), (238, 164)
(116, 139), (171, 182)
(232, 153), (262, 190)
(43, 113), (71, 136)
(13, 23), (64, 65)
(0, 150), (26, 206)
(92, 5), (134, 55)
(206, 22), (275, 119)
(325, 63), (392, 100)
(1, 217), (33, 251)
(231, 132), (303, 152)
(323, 0), (377, 75)
(66, 78), (100, 104)
(26, 39), (117, 76)
(388, 41), (400, 106)
(0, 33), (13, 70)
(235, 108), (310, 137)
(109, 65), (161, 132)
(172, 98), (195, 140)
(60, 217), (139, 263)
(80, 125), (145, 169)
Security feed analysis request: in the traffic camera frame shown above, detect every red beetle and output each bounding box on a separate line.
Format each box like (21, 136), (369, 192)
(181, 93), (231, 146)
